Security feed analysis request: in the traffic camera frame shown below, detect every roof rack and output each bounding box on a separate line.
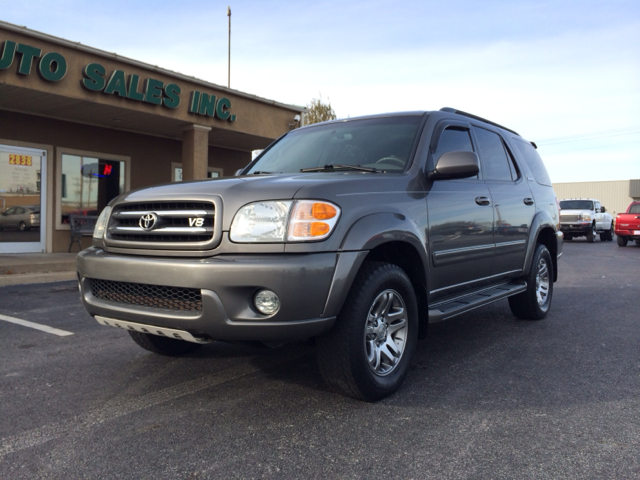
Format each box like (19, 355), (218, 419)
(440, 107), (520, 136)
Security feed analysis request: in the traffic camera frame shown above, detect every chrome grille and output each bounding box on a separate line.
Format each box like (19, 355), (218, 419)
(90, 278), (202, 311)
(560, 215), (581, 223)
(108, 201), (214, 243)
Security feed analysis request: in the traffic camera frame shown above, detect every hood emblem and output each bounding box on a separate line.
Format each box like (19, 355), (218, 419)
(139, 212), (158, 231)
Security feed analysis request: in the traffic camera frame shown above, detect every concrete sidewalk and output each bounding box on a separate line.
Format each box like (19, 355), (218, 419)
(0, 253), (77, 286)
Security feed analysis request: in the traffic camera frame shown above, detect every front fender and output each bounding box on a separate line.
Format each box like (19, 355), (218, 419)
(321, 213), (428, 318)
(339, 212), (427, 254)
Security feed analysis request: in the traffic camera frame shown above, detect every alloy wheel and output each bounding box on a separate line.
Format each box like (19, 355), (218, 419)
(535, 257), (550, 307)
(364, 289), (408, 376)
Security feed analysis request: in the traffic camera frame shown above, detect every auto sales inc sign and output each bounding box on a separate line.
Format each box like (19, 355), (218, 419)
(0, 39), (237, 122)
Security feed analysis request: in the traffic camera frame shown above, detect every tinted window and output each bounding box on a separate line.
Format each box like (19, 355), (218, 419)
(473, 127), (512, 181)
(513, 139), (552, 186)
(559, 200), (593, 210)
(629, 204), (640, 214)
(433, 127), (474, 162)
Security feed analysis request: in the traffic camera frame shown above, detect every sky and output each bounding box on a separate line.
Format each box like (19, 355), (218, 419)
(2, 0), (639, 183)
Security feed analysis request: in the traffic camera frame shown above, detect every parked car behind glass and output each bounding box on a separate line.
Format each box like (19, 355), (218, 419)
(0, 205), (40, 231)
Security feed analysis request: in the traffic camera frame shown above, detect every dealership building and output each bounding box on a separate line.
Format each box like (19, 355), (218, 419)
(0, 21), (305, 254)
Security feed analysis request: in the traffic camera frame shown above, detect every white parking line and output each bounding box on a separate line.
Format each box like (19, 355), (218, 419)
(0, 314), (74, 337)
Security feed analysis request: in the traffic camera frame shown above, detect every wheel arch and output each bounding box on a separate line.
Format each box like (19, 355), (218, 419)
(523, 211), (559, 282)
(324, 213), (429, 337)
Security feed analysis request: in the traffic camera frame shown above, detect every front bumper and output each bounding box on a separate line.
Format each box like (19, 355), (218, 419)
(560, 223), (591, 235)
(77, 247), (352, 342)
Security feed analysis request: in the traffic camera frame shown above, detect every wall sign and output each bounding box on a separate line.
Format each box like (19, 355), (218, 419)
(0, 39), (236, 122)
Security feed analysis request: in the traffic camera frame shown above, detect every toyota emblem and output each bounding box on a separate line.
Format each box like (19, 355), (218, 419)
(139, 213), (158, 231)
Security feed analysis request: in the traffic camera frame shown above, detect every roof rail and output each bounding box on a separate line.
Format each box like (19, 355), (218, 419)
(440, 107), (520, 136)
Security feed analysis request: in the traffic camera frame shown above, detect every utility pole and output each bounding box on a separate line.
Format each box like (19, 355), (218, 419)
(227, 6), (231, 88)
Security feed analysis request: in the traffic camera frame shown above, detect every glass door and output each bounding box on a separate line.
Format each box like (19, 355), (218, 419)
(0, 144), (47, 253)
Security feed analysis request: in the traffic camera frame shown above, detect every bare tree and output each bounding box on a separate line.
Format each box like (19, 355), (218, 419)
(305, 95), (337, 125)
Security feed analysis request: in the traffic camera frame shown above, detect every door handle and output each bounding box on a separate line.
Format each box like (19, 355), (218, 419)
(475, 196), (490, 206)
(524, 197), (534, 205)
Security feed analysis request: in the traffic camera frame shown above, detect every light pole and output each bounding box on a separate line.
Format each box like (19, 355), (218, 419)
(227, 6), (231, 88)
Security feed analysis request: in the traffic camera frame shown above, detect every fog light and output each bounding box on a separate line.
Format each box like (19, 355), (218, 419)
(254, 289), (280, 315)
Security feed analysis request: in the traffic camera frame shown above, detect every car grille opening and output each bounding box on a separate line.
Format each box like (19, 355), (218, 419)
(108, 201), (215, 244)
(90, 279), (202, 311)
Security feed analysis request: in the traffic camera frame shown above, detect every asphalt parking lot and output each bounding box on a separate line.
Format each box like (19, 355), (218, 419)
(1, 239), (639, 479)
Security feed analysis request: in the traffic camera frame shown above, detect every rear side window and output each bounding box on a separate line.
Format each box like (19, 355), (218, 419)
(473, 127), (515, 181)
(629, 203), (640, 214)
(513, 138), (552, 186)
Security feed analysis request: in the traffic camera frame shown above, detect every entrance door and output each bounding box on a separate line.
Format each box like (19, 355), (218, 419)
(0, 144), (47, 253)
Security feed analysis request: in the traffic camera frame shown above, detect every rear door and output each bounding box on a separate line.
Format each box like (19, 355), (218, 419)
(472, 126), (533, 276)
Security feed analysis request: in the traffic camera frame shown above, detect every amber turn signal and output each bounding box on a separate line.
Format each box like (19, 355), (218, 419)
(287, 200), (341, 241)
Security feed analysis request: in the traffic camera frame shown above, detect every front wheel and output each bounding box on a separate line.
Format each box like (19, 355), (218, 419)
(509, 244), (553, 320)
(586, 224), (596, 243)
(617, 236), (628, 247)
(128, 331), (204, 356)
(316, 262), (418, 402)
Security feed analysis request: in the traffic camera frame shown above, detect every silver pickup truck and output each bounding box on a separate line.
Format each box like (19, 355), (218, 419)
(78, 108), (562, 401)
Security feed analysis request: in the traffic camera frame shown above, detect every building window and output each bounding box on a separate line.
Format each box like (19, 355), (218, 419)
(57, 150), (129, 228)
(171, 162), (222, 182)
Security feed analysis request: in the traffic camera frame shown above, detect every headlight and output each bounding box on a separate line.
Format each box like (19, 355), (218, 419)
(93, 206), (111, 239)
(230, 200), (341, 243)
(580, 214), (592, 221)
(230, 201), (292, 242)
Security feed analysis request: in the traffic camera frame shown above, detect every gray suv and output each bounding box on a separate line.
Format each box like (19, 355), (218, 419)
(78, 108), (562, 401)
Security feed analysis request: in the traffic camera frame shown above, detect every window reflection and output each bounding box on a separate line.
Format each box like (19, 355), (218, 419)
(60, 154), (124, 223)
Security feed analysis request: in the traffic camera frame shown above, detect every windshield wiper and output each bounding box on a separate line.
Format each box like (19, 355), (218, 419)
(300, 164), (385, 173)
(251, 171), (279, 175)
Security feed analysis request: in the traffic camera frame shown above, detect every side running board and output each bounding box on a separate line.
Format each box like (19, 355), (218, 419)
(428, 281), (527, 324)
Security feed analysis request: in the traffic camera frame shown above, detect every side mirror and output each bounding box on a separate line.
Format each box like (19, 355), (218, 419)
(600, 206), (606, 213)
(429, 151), (479, 180)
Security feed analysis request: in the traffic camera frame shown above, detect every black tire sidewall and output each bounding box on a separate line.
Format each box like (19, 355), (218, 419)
(321, 262), (419, 401)
(353, 267), (417, 397)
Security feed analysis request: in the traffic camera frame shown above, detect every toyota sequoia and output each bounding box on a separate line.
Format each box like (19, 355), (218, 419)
(78, 108), (563, 401)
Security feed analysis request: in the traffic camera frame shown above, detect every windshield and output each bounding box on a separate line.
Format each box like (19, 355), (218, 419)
(560, 200), (593, 210)
(245, 116), (423, 174)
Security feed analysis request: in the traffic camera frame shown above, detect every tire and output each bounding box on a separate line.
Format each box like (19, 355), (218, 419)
(617, 236), (628, 247)
(508, 244), (553, 320)
(636, 239), (640, 246)
(607, 226), (614, 241)
(316, 261), (418, 402)
(599, 232), (606, 241)
(128, 330), (203, 356)
(564, 235), (572, 241)
(19, 221), (27, 232)
(586, 223), (596, 243)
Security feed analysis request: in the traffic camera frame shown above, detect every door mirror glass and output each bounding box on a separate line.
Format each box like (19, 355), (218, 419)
(601, 206), (606, 213)
(429, 151), (479, 180)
